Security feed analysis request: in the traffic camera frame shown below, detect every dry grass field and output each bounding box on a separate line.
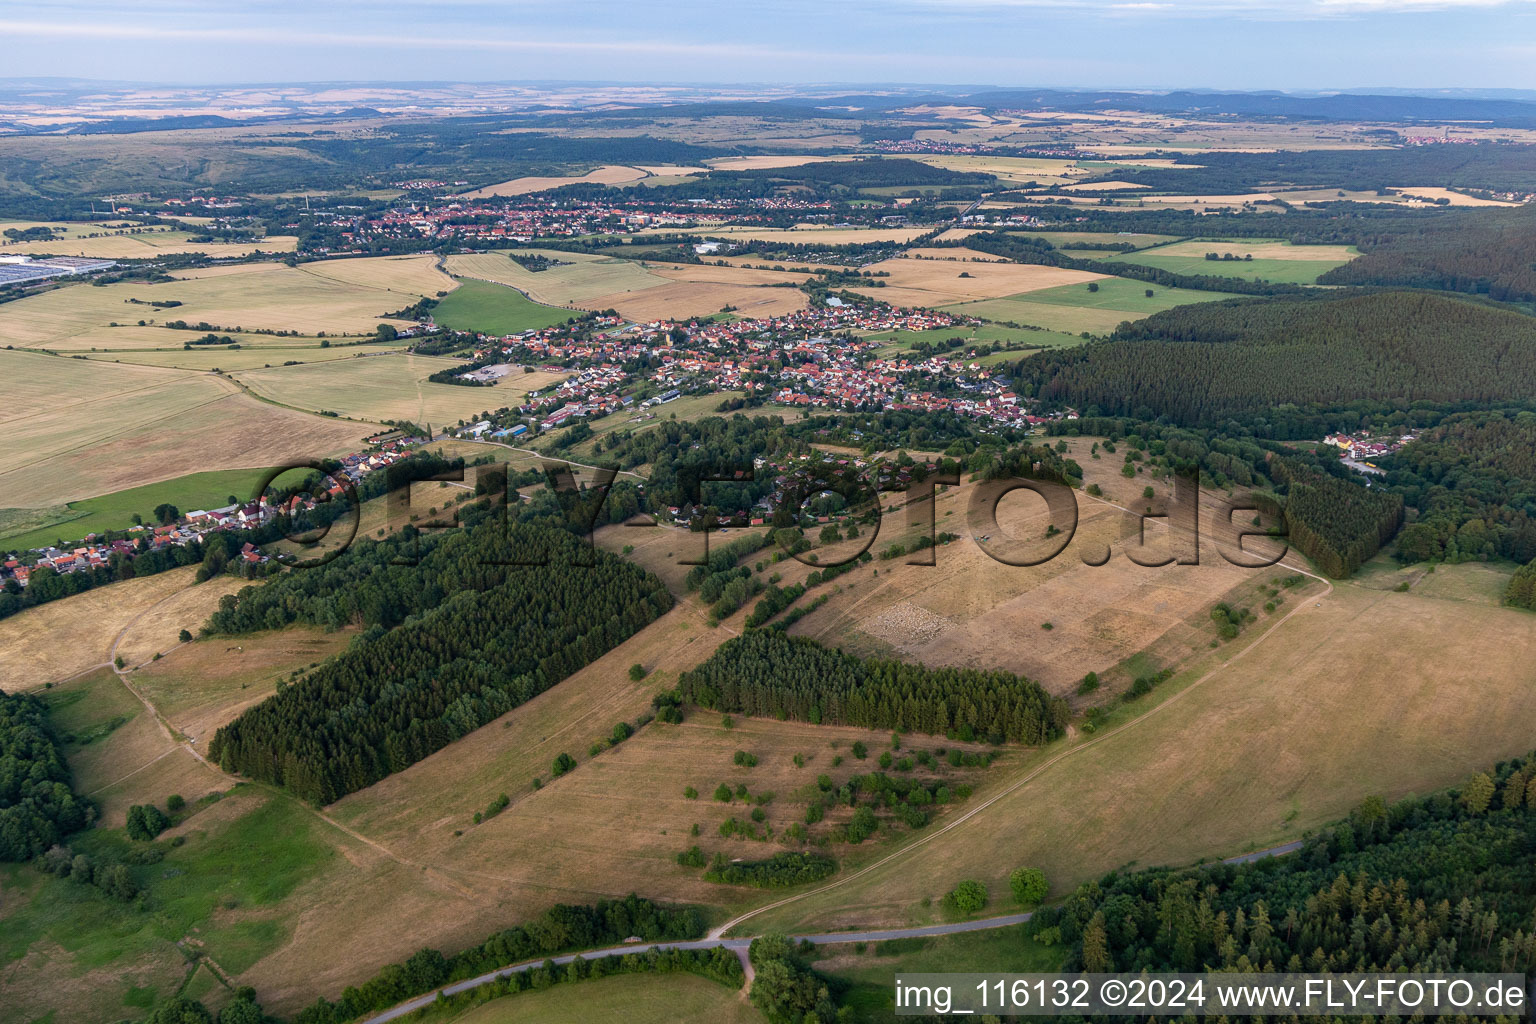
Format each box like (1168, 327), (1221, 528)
(703, 155), (857, 171)
(588, 263), (813, 321)
(461, 165), (647, 197)
(230, 353), (552, 425)
(906, 154), (1079, 185)
(445, 250), (667, 305)
(1140, 239), (1358, 262)
(678, 225), (935, 246)
(947, 276), (1242, 335)
(0, 348), (366, 507)
(743, 560), (1536, 936)
(1390, 186), (1520, 207)
(851, 255), (1105, 307)
(0, 566), (205, 687)
(82, 340), (407, 371)
(0, 256), (447, 349)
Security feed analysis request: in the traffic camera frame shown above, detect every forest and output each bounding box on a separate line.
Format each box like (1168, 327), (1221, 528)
(1269, 457), (1404, 579)
(1040, 751), (1536, 981)
(1073, 143), (1536, 194)
(1319, 202), (1536, 302)
(0, 691), (93, 861)
(1386, 411), (1536, 566)
(678, 629), (1070, 744)
(1015, 291), (1536, 426)
(206, 510), (673, 804)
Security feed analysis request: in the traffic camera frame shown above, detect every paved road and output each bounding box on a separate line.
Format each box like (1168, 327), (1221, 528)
(357, 841), (1305, 1024)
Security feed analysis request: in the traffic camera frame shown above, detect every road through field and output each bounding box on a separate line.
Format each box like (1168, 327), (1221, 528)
(353, 838), (1304, 1024)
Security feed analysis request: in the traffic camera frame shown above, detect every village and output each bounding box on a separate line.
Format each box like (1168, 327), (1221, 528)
(0, 435), (430, 586)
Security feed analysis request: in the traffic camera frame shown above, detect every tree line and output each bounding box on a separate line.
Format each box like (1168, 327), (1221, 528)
(678, 629), (1070, 744)
(0, 691), (93, 861)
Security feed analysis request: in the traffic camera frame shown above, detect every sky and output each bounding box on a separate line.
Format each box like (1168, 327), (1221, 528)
(0, 0), (1533, 91)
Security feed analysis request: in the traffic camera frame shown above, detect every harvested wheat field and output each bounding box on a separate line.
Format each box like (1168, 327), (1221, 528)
(1391, 186), (1520, 207)
(0, 228), (298, 259)
(461, 165), (647, 197)
(231, 352), (537, 425)
(679, 225), (935, 246)
(445, 250), (667, 305)
(852, 255), (1106, 306)
(1143, 239), (1359, 261)
(0, 256), (444, 348)
(588, 264), (812, 321)
(703, 155), (859, 171)
(0, 349), (365, 507)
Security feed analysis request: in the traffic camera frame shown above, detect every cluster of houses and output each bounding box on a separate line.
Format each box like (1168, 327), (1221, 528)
(1, 436), (428, 587)
(442, 299), (1066, 442)
(1323, 431), (1416, 473)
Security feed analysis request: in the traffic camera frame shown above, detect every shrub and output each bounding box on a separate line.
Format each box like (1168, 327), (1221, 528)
(550, 753), (577, 777)
(1009, 866), (1048, 906)
(944, 879), (989, 915)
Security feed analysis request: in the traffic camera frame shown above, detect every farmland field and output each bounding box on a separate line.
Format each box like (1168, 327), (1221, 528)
(445, 250), (667, 305)
(678, 225), (935, 246)
(851, 253), (1105, 307)
(460, 165), (648, 197)
(588, 263), (812, 321)
(0, 255), (450, 349)
(1102, 238), (1359, 283)
(432, 277), (587, 334)
(946, 276), (1243, 334)
(0, 348), (365, 508)
(0, 220), (298, 259)
(231, 352), (556, 424)
(865, 322), (1089, 354)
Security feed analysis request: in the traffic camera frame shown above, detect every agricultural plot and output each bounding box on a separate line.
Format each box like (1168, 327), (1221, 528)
(0, 221), (299, 259)
(679, 225), (935, 246)
(232, 353), (553, 425)
(851, 253), (1105, 307)
(865, 322), (1087, 354)
(1008, 230), (1183, 249)
(0, 256), (448, 349)
(82, 340), (405, 371)
(946, 276), (1242, 334)
(906, 154), (1080, 185)
(1102, 238), (1358, 284)
(0, 348), (364, 508)
(432, 278), (587, 335)
(445, 250), (667, 306)
(588, 263), (812, 322)
(461, 165), (647, 197)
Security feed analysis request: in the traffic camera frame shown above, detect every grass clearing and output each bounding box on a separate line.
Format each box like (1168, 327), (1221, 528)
(460, 165), (648, 197)
(742, 557), (1536, 936)
(851, 255), (1104, 307)
(0, 566), (205, 686)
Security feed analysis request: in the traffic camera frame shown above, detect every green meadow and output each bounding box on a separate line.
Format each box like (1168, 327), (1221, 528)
(433, 278), (584, 336)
